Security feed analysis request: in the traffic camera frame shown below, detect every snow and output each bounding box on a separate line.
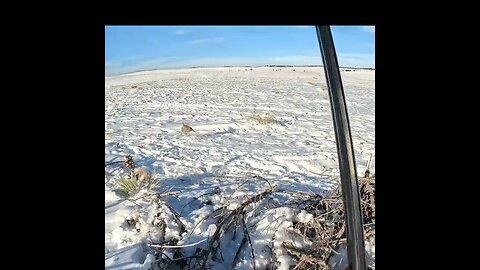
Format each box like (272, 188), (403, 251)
(295, 210), (314, 223)
(105, 66), (375, 269)
(105, 243), (153, 270)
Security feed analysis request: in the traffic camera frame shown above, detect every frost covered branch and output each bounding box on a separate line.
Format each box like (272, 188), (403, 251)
(149, 238), (207, 249)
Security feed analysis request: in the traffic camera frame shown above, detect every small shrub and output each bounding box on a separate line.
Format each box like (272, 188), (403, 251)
(113, 170), (159, 199)
(247, 113), (277, 125)
(115, 177), (140, 197)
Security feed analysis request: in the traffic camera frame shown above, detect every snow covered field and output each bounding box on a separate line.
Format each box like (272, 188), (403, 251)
(105, 67), (375, 269)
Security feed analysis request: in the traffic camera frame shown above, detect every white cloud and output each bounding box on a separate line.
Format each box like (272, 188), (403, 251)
(337, 53), (375, 68)
(125, 55), (145, 61)
(105, 61), (123, 68)
(105, 55), (320, 76)
(173, 30), (188, 35)
(171, 54), (373, 69)
(158, 55), (323, 68)
(363, 26), (375, 33)
(105, 53), (374, 76)
(105, 56), (178, 76)
(186, 37), (225, 45)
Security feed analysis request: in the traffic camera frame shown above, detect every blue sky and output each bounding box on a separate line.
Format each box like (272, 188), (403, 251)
(105, 26), (375, 76)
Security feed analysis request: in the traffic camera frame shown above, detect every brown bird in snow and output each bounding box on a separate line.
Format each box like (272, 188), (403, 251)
(181, 124), (196, 134)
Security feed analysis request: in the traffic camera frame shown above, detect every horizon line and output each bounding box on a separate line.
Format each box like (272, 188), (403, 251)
(106, 64), (375, 77)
